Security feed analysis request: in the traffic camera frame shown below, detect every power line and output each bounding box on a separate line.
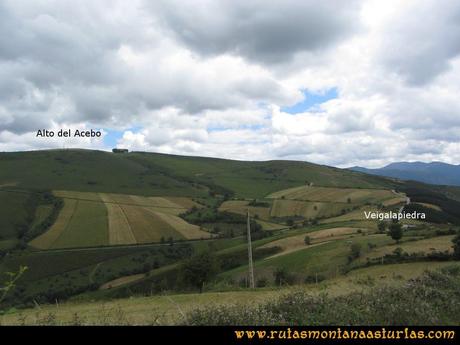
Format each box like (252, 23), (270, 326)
(247, 209), (255, 289)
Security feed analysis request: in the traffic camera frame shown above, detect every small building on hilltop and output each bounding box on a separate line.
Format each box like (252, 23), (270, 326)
(112, 148), (129, 153)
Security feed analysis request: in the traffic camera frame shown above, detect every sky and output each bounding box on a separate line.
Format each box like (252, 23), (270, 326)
(1, 0), (460, 168)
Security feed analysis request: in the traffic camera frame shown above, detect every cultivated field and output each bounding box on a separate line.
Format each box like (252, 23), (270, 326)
(255, 219), (287, 231)
(51, 199), (108, 248)
(29, 191), (208, 249)
(100, 273), (145, 290)
(148, 210), (210, 239)
(268, 185), (399, 204)
(261, 227), (364, 258)
(270, 199), (351, 219)
(320, 205), (377, 224)
(415, 202), (443, 211)
(362, 235), (455, 260)
(219, 200), (271, 220)
(29, 198), (78, 249)
(99, 193), (136, 245)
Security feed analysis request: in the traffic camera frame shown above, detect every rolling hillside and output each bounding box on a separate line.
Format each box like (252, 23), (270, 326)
(1, 149), (460, 325)
(0, 149), (392, 198)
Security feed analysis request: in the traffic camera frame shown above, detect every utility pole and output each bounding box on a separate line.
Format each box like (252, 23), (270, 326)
(247, 209), (255, 289)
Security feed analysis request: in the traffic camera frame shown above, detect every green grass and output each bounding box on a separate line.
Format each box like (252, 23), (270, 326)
(1, 148), (459, 317)
(0, 190), (30, 239)
(270, 199), (355, 219)
(30, 205), (53, 229)
(220, 234), (394, 281)
(2, 263), (460, 325)
(0, 150), (205, 197)
(0, 239), (17, 251)
(187, 266), (460, 325)
(119, 151), (394, 198)
(0, 247), (151, 283)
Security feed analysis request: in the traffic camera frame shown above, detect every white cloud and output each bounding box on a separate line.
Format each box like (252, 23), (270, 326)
(0, 0), (459, 168)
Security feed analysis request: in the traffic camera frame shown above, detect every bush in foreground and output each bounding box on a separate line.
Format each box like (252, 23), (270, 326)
(186, 266), (460, 325)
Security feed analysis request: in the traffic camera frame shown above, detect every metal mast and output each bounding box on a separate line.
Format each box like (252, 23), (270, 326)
(247, 209), (255, 288)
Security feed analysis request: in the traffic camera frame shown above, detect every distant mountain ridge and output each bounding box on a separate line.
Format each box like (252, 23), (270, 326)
(350, 161), (460, 186)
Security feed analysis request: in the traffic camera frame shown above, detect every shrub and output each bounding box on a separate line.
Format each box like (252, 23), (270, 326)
(350, 243), (362, 259)
(256, 278), (268, 288)
(186, 266), (460, 325)
(273, 268), (295, 286)
(388, 222), (403, 243)
(453, 234), (460, 260)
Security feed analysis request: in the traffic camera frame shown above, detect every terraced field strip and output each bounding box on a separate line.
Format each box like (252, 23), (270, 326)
(256, 219), (287, 231)
(268, 186), (398, 204)
(54, 191), (197, 214)
(163, 196), (202, 209)
(131, 195), (185, 215)
(415, 202), (442, 211)
(270, 199), (352, 219)
(219, 200), (271, 220)
(51, 196), (109, 249)
(54, 190), (101, 202)
(261, 227), (362, 259)
(121, 205), (184, 243)
(382, 197), (406, 206)
(345, 261), (460, 281)
(145, 208), (211, 239)
(0, 182), (17, 188)
(363, 235), (455, 260)
(99, 273), (146, 290)
(99, 193), (136, 245)
(320, 206), (378, 224)
(29, 198), (78, 249)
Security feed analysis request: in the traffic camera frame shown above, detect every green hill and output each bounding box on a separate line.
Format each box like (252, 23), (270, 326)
(1, 149), (460, 324)
(0, 149), (392, 198)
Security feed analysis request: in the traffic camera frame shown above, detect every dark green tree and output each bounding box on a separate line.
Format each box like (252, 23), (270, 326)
(350, 243), (362, 259)
(388, 222), (403, 243)
(452, 234), (460, 259)
(181, 251), (219, 293)
(273, 267), (294, 286)
(377, 221), (386, 233)
(304, 235), (311, 245)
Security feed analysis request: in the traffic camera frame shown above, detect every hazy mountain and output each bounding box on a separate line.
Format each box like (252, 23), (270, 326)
(350, 161), (460, 186)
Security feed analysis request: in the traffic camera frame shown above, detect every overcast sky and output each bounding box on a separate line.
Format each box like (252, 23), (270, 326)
(1, 0), (460, 167)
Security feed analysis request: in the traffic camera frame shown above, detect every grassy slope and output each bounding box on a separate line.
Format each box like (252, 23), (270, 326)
(0, 190), (29, 239)
(3, 149), (460, 315)
(127, 152), (393, 198)
(0, 148), (393, 245)
(268, 185), (397, 203)
(2, 262), (459, 325)
(0, 150), (205, 197)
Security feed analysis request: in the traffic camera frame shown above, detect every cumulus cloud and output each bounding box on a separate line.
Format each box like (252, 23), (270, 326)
(150, 0), (362, 64)
(0, 0), (459, 168)
(374, 0), (460, 85)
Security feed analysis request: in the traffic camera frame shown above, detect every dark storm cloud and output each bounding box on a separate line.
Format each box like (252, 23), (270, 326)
(151, 0), (362, 64)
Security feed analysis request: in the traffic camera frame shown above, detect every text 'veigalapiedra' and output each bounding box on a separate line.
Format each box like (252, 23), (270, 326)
(364, 211), (426, 221)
